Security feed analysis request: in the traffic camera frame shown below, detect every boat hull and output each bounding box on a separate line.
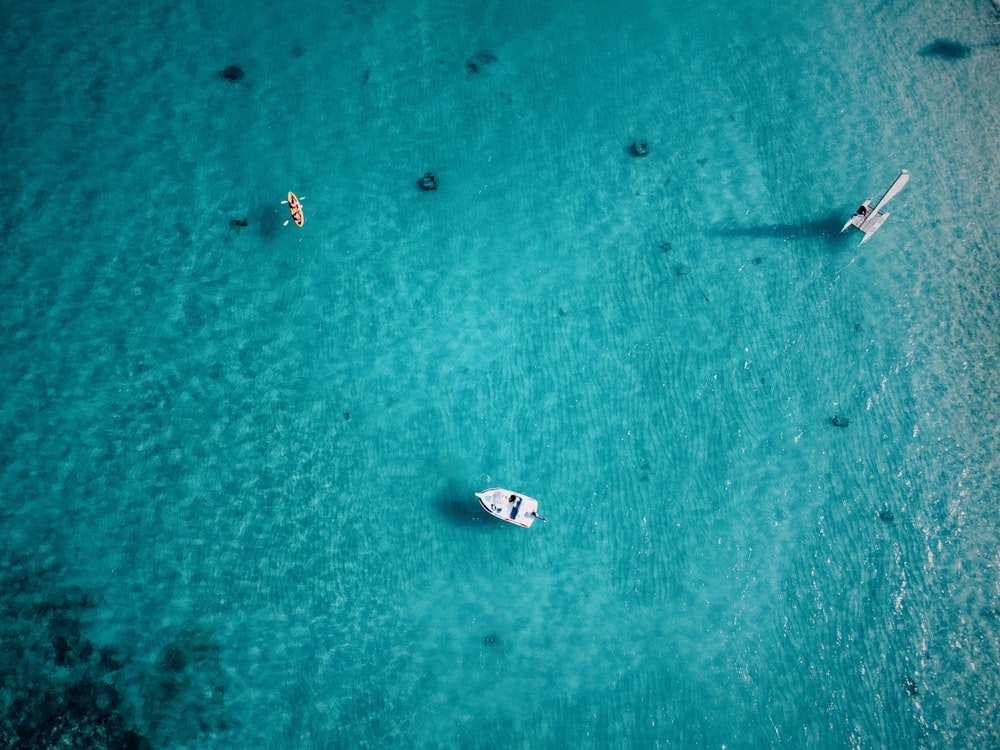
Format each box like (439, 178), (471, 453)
(476, 488), (542, 528)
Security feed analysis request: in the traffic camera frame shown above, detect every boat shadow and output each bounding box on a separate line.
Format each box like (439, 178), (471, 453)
(706, 211), (848, 244)
(255, 204), (284, 240)
(433, 485), (498, 530)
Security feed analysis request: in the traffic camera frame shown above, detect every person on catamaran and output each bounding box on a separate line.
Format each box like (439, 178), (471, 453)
(857, 205), (869, 217)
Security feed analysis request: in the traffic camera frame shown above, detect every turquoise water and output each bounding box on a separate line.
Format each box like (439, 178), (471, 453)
(2, 0), (999, 746)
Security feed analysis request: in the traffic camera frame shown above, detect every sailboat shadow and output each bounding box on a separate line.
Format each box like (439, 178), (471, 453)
(706, 211), (848, 244)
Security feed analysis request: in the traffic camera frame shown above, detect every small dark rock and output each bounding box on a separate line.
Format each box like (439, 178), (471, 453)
(418, 172), (438, 191)
(218, 65), (244, 82)
(752, 256), (762, 265)
(631, 140), (650, 157)
(878, 510), (895, 523)
(229, 218), (248, 228)
(831, 416), (850, 428)
(343, 412), (350, 421)
(659, 241), (672, 253)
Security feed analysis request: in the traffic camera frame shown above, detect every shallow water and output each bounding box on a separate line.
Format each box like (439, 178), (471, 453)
(2, 0), (999, 747)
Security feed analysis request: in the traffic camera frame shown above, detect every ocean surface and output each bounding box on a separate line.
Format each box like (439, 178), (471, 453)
(2, 0), (999, 747)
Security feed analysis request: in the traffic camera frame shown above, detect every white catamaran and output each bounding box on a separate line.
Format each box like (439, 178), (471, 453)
(841, 169), (910, 244)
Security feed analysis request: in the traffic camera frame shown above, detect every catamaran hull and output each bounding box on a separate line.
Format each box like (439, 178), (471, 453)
(841, 170), (909, 244)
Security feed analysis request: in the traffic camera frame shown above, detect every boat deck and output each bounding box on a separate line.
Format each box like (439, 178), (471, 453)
(476, 488), (542, 528)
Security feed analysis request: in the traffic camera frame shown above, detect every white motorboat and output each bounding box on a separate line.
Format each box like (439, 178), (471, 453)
(476, 488), (547, 528)
(841, 169), (910, 244)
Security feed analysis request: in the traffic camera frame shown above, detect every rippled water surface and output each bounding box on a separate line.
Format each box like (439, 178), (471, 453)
(2, 0), (999, 747)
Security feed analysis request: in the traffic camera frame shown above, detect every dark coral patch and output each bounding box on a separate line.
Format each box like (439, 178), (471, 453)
(218, 65), (244, 82)
(1, 561), (149, 748)
(144, 628), (227, 745)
